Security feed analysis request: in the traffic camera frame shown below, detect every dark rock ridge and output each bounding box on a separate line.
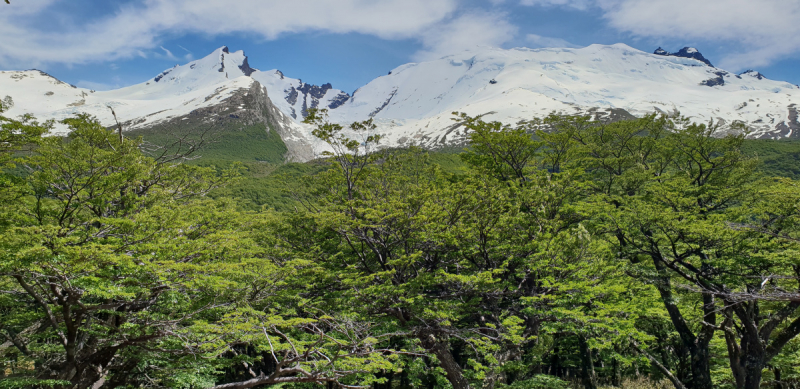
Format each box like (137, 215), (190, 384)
(218, 47), (257, 76)
(298, 82), (332, 99)
(369, 88), (398, 118)
(238, 54), (256, 76)
(328, 92), (350, 109)
(740, 69), (766, 80)
(283, 81), (351, 118)
(654, 47), (714, 67)
(776, 104), (799, 138)
(154, 68), (173, 82)
(701, 71), (728, 87)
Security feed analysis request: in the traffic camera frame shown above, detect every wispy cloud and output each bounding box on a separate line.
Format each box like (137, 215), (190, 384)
(526, 34), (580, 48)
(519, 0), (592, 10)
(413, 11), (518, 61)
(0, 0), (459, 68)
(519, 0), (800, 70)
(159, 46), (177, 61)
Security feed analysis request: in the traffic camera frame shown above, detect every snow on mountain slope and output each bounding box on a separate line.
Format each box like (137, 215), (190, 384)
(2, 47), (266, 134)
(250, 69), (350, 121)
(3, 44), (799, 161)
(0, 47), (317, 161)
(321, 44), (799, 146)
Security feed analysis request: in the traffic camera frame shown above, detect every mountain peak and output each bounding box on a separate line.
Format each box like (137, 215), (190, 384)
(740, 69), (766, 80)
(150, 46), (257, 85)
(653, 46), (713, 67)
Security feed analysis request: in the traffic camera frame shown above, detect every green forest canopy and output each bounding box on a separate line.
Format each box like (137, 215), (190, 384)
(1, 101), (799, 389)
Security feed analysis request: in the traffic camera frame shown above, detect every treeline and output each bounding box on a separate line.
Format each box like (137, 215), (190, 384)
(1, 101), (799, 389)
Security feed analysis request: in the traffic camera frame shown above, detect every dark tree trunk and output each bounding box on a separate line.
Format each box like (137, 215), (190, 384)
(418, 330), (471, 389)
(550, 336), (562, 377)
(725, 300), (800, 389)
(689, 341), (714, 389)
(651, 256), (714, 389)
(578, 336), (597, 389)
(774, 367), (783, 389)
(612, 356), (621, 387)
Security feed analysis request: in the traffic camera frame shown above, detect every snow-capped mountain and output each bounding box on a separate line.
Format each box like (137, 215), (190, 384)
(0, 47), (315, 161)
(1, 47), (256, 132)
(2, 44), (799, 162)
(317, 44), (799, 147)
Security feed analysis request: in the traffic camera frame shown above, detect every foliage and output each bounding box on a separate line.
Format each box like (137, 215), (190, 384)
(497, 375), (570, 389)
(3, 105), (800, 389)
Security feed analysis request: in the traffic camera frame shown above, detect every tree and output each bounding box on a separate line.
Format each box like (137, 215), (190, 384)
(459, 113), (656, 389)
(0, 115), (245, 387)
(286, 111), (650, 389)
(558, 114), (800, 389)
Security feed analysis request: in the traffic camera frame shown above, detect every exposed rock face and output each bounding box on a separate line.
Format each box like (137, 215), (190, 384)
(280, 81), (351, 118)
(776, 104), (800, 138)
(154, 69), (173, 82)
(654, 47), (714, 67)
(740, 70), (766, 80)
(125, 79), (315, 162)
(701, 71), (728, 87)
(285, 87), (299, 106)
(238, 56), (256, 76)
(327, 92), (350, 109)
(298, 82), (332, 99)
(369, 88), (397, 117)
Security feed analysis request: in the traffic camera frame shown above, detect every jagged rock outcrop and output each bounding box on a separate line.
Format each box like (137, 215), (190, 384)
(654, 47), (714, 66)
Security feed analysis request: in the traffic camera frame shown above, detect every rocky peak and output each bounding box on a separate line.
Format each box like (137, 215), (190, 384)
(297, 82), (333, 99)
(653, 46), (714, 67)
(238, 55), (256, 77)
(740, 69), (766, 80)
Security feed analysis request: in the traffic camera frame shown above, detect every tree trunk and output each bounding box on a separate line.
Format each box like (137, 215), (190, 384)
(741, 341), (766, 389)
(612, 356), (621, 387)
(689, 343), (714, 389)
(651, 256), (714, 389)
(550, 336), (562, 378)
(418, 330), (471, 389)
(774, 367), (783, 389)
(578, 336), (597, 389)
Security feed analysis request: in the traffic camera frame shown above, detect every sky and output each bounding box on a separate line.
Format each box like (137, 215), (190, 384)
(1, 0), (799, 94)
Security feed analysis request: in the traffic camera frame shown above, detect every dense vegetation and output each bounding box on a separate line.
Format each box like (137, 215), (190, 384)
(1, 101), (799, 389)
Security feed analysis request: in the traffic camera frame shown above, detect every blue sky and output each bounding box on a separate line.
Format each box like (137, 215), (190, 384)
(2, 0), (799, 94)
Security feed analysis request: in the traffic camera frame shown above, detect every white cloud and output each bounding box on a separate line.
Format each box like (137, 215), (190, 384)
(519, 0), (592, 10)
(0, 0), (458, 67)
(599, 0), (800, 70)
(526, 34), (580, 48)
(413, 12), (518, 61)
(519, 0), (800, 71)
(159, 46), (177, 61)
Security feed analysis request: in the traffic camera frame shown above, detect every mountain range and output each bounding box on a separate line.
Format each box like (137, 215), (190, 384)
(2, 44), (798, 162)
